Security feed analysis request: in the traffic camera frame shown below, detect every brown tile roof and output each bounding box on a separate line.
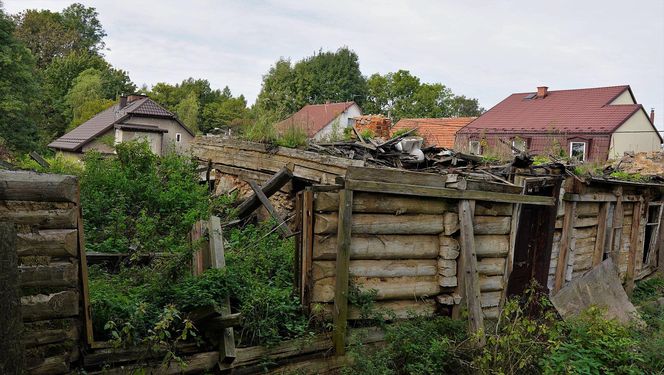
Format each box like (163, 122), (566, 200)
(457, 85), (662, 142)
(275, 102), (357, 137)
(48, 97), (191, 151)
(391, 117), (476, 148)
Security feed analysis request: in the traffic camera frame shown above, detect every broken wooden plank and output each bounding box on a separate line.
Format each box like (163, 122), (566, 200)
(554, 201), (576, 293)
(235, 166), (292, 219)
(247, 180), (292, 237)
(29, 151), (50, 169)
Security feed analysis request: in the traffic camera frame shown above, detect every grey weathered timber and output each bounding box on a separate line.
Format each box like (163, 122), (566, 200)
(21, 291), (79, 322)
(610, 188), (624, 270)
(625, 199), (643, 295)
(19, 261), (78, 288)
(458, 200), (485, 345)
(333, 189), (353, 355)
(29, 151), (50, 169)
(563, 193), (639, 202)
(0, 171), (77, 202)
(208, 216), (236, 363)
(345, 179), (555, 206)
(0, 222), (25, 374)
(592, 202), (610, 267)
(16, 229), (78, 257)
(235, 167), (292, 219)
(314, 212), (444, 235)
(345, 166), (448, 187)
(554, 201), (576, 293)
(247, 180), (292, 237)
(312, 234), (439, 260)
(0, 201), (77, 229)
(314, 191), (454, 214)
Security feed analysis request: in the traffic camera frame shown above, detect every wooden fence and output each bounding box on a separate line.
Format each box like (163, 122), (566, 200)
(0, 171), (92, 374)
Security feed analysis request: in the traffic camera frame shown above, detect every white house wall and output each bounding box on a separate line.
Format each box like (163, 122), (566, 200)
(610, 90), (635, 105)
(609, 110), (662, 159)
(313, 104), (363, 141)
(123, 116), (194, 153)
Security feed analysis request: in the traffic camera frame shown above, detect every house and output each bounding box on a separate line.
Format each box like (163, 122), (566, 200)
(455, 85), (663, 161)
(48, 94), (195, 157)
(275, 101), (362, 141)
(391, 117), (477, 148)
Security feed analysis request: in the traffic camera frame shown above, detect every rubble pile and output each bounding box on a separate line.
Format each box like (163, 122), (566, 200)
(609, 151), (664, 180)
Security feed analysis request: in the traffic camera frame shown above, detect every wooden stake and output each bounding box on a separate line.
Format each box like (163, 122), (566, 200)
(333, 189), (353, 355)
(459, 200), (485, 345)
(0, 222), (25, 374)
(75, 182), (95, 346)
(301, 189), (314, 306)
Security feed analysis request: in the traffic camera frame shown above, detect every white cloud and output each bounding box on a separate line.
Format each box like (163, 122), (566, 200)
(4, 0), (663, 130)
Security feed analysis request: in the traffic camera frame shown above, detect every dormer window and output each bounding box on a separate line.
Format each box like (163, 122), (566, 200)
(570, 141), (586, 161)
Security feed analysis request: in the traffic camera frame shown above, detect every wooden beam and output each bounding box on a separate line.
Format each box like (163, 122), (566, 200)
(345, 179), (554, 206)
(563, 193), (639, 202)
(625, 199), (643, 296)
(0, 171), (78, 202)
(235, 167), (292, 219)
(592, 202), (610, 267)
(29, 151), (50, 169)
(75, 182), (95, 347)
(247, 180), (293, 237)
(610, 188), (624, 271)
(0, 222), (25, 374)
(503, 176), (524, 307)
(554, 201), (576, 294)
(208, 216), (236, 364)
(332, 189), (353, 356)
(458, 200), (485, 345)
(301, 190), (314, 306)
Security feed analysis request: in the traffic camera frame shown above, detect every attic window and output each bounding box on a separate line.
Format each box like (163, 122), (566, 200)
(569, 141), (586, 161)
(175, 133), (182, 143)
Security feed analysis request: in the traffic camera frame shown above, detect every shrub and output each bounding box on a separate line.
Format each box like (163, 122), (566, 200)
(276, 124), (307, 148)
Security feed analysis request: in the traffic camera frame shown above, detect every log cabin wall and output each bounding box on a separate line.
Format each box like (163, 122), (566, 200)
(0, 171), (91, 375)
(549, 177), (664, 293)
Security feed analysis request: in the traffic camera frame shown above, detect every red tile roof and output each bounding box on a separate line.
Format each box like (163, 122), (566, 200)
(391, 117), (476, 148)
(49, 97), (192, 151)
(275, 102), (357, 137)
(457, 85), (658, 137)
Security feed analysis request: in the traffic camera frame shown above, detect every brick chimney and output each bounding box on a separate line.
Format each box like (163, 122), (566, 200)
(650, 108), (655, 124)
(536, 86), (548, 99)
(119, 95), (128, 108)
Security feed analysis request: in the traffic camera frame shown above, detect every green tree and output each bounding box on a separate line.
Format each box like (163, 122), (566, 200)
(174, 91), (199, 133)
(255, 47), (367, 118)
(201, 95), (249, 133)
(0, 6), (40, 152)
(61, 3), (106, 53)
(65, 68), (114, 130)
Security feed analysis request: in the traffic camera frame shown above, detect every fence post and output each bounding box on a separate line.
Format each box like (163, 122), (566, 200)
(333, 188), (353, 355)
(459, 200), (485, 346)
(0, 222), (25, 374)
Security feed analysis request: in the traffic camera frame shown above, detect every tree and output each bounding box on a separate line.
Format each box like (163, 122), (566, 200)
(201, 95), (249, 133)
(256, 47), (367, 118)
(12, 3), (106, 67)
(0, 7), (40, 152)
(65, 68), (114, 130)
(175, 91), (199, 134)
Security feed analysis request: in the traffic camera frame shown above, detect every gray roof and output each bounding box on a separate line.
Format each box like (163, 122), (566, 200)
(48, 97), (193, 151)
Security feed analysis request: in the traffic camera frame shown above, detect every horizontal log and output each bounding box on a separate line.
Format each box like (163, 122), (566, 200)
(346, 166), (448, 187)
(23, 319), (79, 348)
(312, 276), (440, 302)
(19, 261), (78, 288)
(483, 307), (501, 320)
(563, 193), (639, 202)
(312, 259), (437, 279)
(21, 291), (79, 321)
(480, 291), (502, 308)
(199, 313), (242, 331)
(17, 229), (78, 258)
(316, 299), (436, 320)
(312, 234), (439, 260)
(576, 203), (600, 217)
(26, 354), (70, 375)
(0, 171), (78, 203)
(480, 275), (504, 292)
(314, 191), (454, 214)
(345, 179), (555, 206)
(474, 216), (511, 235)
(574, 227), (597, 240)
(475, 235), (509, 258)
(475, 202), (513, 216)
(314, 213), (444, 235)
(477, 258), (506, 275)
(573, 217), (598, 228)
(0, 201), (77, 229)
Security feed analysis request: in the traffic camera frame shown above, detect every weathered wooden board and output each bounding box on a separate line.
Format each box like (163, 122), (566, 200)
(480, 291), (502, 308)
(312, 276), (440, 302)
(0, 171), (78, 203)
(0, 201), (77, 229)
(314, 191), (454, 214)
(313, 259), (437, 279)
(314, 213), (444, 235)
(21, 291), (79, 321)
(475, 202), (514, 216)
(317, 299), (437, 320)
(576, 202), (600, 217)
(312, 234), (439, 260)
(16, 229), (78, 257)
(19, 261), (78, 288)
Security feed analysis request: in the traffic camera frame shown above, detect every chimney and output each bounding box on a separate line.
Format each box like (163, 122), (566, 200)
(127, 94), (146, 103)
(536, 86), (548, 99)
(119, 95), (127, 108)
(650, 108), (655, 124)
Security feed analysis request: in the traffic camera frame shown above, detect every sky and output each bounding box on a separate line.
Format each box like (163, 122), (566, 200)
(5, 0), (664, 131)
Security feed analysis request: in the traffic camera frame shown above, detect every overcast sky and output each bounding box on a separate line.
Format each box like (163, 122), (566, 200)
(5, 0), (664, 130)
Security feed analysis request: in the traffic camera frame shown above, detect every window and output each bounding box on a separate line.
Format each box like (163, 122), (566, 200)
(469, 140), (481, 155)
(512, 138), (527, 154)
(175, 133), (182, 143)
(569, 141), (586, 161)
(643, 203), (663, 267)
